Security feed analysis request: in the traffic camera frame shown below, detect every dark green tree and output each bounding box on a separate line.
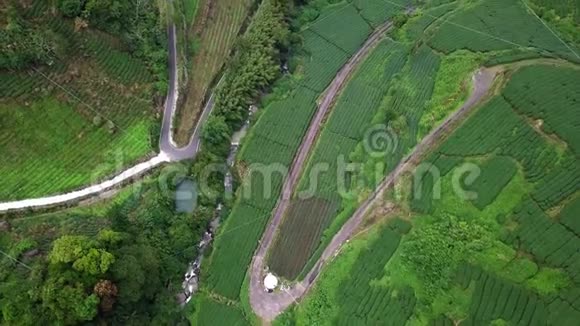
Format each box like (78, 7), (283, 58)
(202, 115), (231, 146)
(41, 277), (99, 324)
(58, 0), (84, 17)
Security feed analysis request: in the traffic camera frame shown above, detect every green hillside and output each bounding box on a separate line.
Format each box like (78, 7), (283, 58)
(0, 0), (167, 200)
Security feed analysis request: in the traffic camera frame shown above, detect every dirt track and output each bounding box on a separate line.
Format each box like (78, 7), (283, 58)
(248, 53), (498, 320)
(248, 21), (394, 321)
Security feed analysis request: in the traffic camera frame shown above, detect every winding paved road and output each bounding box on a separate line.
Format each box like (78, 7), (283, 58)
(248, 61), (497, 320)
(160, 25), (220, 160)
(0, 25), (214, 212)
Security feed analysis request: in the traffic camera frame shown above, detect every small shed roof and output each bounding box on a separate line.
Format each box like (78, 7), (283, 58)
(264, 273), (278, 290)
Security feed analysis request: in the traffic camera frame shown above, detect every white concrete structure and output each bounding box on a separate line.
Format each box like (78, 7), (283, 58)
(264, 273), (278, 291)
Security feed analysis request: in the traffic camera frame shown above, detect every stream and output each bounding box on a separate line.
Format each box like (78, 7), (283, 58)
(177, 106), (256, 305)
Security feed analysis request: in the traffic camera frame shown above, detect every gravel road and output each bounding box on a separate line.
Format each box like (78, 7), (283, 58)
(248, 62), (497, 321)
(248, 21), (396, 321)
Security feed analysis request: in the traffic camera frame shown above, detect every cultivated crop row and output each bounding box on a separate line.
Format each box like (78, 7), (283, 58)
(300, 31), (352, 92)
(308, 3), (371, 55)
(428, 0), (569, 55)
(333, 220), (414, 324)
(0, 13), (154, 199)
(402, 2), (458, 41)
(560, 198), (580, 236)
(268, 41), (409, 279)
(0, 71), (51, 100)
(509, 199), (580, 283)
(268, 198), (338, 278)
(456, 264), (549, 325)
(353, 0), (409, 27)
(438, 97), (556, 179)
(196, 296), (250, 326)
(84, 35), (152, 84)
(466, 156), (518, 210)
(203, 2), (379, 298)
(503, 65), (580, 156)
(245, 87), (319, 155)
(410, 154), (462, 213)
(532, 157), (580, 210)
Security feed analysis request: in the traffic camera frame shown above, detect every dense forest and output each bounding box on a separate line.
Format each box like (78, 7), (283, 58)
(1, 178), (217, 324)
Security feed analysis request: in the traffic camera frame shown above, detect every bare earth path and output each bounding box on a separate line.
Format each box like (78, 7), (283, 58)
(249, 21), (394, 320)
(248, 62), (497, 320)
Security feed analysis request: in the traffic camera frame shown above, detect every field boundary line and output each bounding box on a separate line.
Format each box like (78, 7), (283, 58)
(0, 248), (33, 271)
(381, 0), (570, 59)
(519, 0), (580, 59)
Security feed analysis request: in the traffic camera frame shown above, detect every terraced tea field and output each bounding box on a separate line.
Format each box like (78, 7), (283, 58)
(428, 0), (571, 55)
(0, 5), (158, 200)
(202, 0), (391, 302)
(263, 0), (568, 282)
(267, 40), (410, 279)
(4, 0), (580, 324)
(187, 0), (577, 324)
(267, 32), (444, 280)
(284, 61), (580, 324)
